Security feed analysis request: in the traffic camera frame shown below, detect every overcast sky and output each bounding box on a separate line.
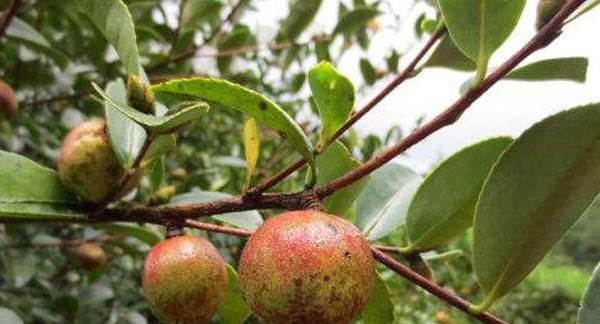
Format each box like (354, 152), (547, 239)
(236, 0), (600, 172)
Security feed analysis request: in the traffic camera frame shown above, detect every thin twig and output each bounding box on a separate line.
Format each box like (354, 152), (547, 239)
(149, 0), (249, 71)
(251, 27), (447, 193)
(185, 219), (252, 237)
(372, 248), (507, 324)
(315, 0), (585, 198)
(0, 0), (19, 40)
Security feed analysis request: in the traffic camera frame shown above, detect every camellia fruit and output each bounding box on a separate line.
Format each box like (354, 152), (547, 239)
(239, 210), (375, 324)
(58, 119), (129, 203)
(142, 235), (228, 324)
(74, 242), (107, 271)
(0, 80), (18, 118)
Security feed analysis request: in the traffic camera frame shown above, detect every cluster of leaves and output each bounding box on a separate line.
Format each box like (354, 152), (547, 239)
(1, 0), (600, 323)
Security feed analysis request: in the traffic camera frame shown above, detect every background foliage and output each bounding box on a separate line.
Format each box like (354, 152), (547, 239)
(0, 0), (598, 323)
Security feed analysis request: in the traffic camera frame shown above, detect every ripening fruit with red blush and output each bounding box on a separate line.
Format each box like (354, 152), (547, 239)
(142, 235), (228, 324)
(57, 119), (140, 203)
(239, 210), (375, 324)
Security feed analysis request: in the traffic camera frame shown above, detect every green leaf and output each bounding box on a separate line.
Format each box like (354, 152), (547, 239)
(281, 0), (323, 41)
(104, 79), (147, 168)
(438, 0), (525, 80)
(315, 141), (368, 217)
(170, 192), (262, 230)
(93, 83), (209, 135)
(506, 57), (588, 83)
(578, 262), (600, 323)
(180, 0), (223, 34)
(356, 163), (421, 241)
(0, 202), (86, 222)
(242, 118), (260, 192)
(0, 307), (23, 324)
(5, 18), (68, 68)
(386, 50), (400, 73)
(359, 58), (377, 85)
(333, 6), (380, 35)
(567, 0), (600, 24)
(0, 151), (76, 204)
(358, 272), (395, 324)
(424, 35), (476, 71)
(151, 78), (315, 171)
(93, 223), (161, 246)
(473, 103), (600, 311)
(308, 61), (355, 145)
(406, 137), (512, 252)
(80, 0), (140, 74)
(142, 134), (177, 166)
(218, 265), (251, 324)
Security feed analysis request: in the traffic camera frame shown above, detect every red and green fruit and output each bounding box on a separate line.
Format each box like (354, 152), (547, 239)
(239, 210), (375, 324)
(74, 242), (107, 271)
(58, 119), (129, 203)
(142, 235), (228, 324)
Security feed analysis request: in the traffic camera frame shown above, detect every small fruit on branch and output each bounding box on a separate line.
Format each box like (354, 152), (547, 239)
(239, 210), (375, 324)
(74, 242), (107, 271)
(58, 119), (137, 203)
(142, 235), (228, 324)
(0, 80), (18, 118)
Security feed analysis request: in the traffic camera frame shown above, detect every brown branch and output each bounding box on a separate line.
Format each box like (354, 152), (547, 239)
(149, 0), (249, 71)
(371, 248), (507, 324)
(23, 92), (89, 107)
(185, 219), (252, 237)
(251, 27), (447, 193)
(315, 0), (585, 198)
(0, 0), (19, 40)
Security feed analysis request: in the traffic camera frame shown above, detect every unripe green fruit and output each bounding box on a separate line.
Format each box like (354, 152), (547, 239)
(143, 235), (228, 324)
(74, 242), (107, 271)
(536, 0), (567, 30)
(58, 119), (126, 203)
(0, 80), (18, 118)
(239, 210), (375, 324)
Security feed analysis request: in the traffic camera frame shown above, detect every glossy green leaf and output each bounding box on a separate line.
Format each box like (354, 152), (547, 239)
(473, 103), (600, 311)
(0, 307), (23, 324)
(0, 202), (86, 222)
(242, 118), (260, 192)
(142, 134), (177, 166)
(170, 191), (262, 230)
(218, 265), (251, 324)
(406, 137), (512, 252)
(315, 141), (368, 217)
(94, 83), (209, 135)
(104, 79), (147, 168)
(5, 18), (68, 68)
(0, 151), (76, 204)
(281, 0), (323, 41)
(308, 61), (355, 145)
(356, 163), (421, 241)
(94, 223), (161, 246)
(80, 0), (140, 74)
(358, 272), (395, 324)
(424, 35), (476, 71)
(438, 0), (525, 78)
(578, 262), (600, 323)
(359, 58), (377, 85)
(333, 6), (380, 35)
(506, 57), (588, 83)
(152, 78), (315, 171)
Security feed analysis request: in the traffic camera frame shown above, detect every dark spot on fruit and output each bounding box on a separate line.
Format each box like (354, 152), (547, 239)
(293, 277), (302, 287)
(324, 275), (330, 282)
(326, 222), (339, 235)
(258, 101), (267, 111)
(344, 251), (351, 258)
